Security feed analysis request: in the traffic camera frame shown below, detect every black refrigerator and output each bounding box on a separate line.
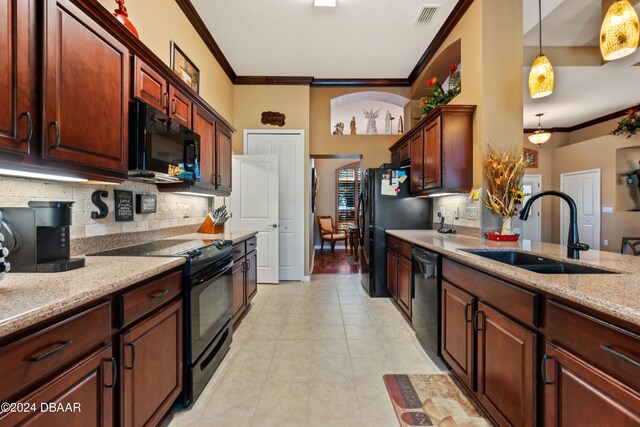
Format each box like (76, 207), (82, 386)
(358, 167), (432, 297)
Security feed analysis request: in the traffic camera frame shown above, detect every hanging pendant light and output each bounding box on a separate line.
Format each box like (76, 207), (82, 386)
(528, 113), (552, 147)
(600, 0), (639, 61)
(528, 0), (554, 99)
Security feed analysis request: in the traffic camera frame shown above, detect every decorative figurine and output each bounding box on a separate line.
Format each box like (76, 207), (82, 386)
(397, 116), (404, 135)
(333, 122), (345, 135)
(364, 108), (381, 134)
(350, 117), (357, 135)
(385, 110), (392, 134)
(113, 0), (139, 38)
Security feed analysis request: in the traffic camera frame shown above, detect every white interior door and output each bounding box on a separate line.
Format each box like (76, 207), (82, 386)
(514, 175), (542, 241)
(230, 155), (279, 283)
(245, 130), (304, 281)
(560, 169), (601, 250)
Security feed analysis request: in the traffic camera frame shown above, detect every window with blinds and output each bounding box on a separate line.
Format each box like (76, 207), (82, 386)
(336, 162), (361, 233)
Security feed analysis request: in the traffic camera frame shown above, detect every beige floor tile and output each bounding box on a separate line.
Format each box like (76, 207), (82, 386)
(219, 356), (272, 385)
(342, 313), (372, 326)
(340, 304), (368, 314)
(255, 312), (287, 326)
(312, 339), (350, 359)
(314, 303), (343, 314)
(235, 339), (279, 360)
(245, 324), (284, 340)
(312, 357), (353, 383)
(360, 416), (399, 426)
(274, 339), (313, 360)
(313, 312), (344, 325)
(386, 354), (442, 374)
(251, 416), (307, 427)
(338, 296), (364, 305)
(254, 381), (310, 417)
(281, 323), (314, 339)
(194, 416), (253, 427)
(285, 312), (314, 325)
(166, 409), (201, 427)
(354, 380), (397, 419)
(344, 325), (379, 340)
(313, 325), (346, 340)
(347, 338), (387, 359)
(267, 356), (313, 383)
(307, 417), (362, 427)
(350, 357), (393, 384)
(309, 382), (360, 418)
(200, 381), (263, 418)
(261, 302), (291, 314)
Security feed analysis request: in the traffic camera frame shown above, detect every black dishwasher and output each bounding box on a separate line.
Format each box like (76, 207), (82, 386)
(412, 247), (441, 359)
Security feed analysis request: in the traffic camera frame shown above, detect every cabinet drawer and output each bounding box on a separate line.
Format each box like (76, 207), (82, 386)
(232, 242), (245, 261)
(387, 236), (411, 259)
(442, 258), (539, 327)
(0, 302), (111, 401)
(547, 300), (640, 390)
(246, 236), (257, 254)
(120, 270), (182, 327)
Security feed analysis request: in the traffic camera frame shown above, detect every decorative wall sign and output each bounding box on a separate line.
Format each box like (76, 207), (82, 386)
(90, 190), (109, 219)
(114, 190), (134, 222)
(170, 41), (200, 93)
(523, 147), (538, 168)
(261, 111), (286, 127)
(136, 193), (157, 214)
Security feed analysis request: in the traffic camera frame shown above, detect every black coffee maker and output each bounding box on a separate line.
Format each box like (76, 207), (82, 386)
(0, 201), (85, 272)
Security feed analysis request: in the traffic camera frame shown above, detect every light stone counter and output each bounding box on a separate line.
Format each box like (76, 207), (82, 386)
(0, 256), (185, 340)
(169, 231), (258, 245)
(387, 230), (640, 328)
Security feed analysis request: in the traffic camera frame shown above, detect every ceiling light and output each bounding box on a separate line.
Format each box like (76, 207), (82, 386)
(314, 0), (336, 7)
(0, 168), (88, 183)
(600, 0), (639, 61)
(528, 113), (551, 147)
(528, 0), (554, 99)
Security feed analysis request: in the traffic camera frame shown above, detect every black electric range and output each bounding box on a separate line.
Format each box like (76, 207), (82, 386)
(89, 238), (234, 406)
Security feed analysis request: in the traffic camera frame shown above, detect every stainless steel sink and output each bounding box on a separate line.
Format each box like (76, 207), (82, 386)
(461, 250), (618, 275)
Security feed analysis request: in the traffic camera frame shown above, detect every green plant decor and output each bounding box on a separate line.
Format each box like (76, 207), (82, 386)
(612, 108), (640, 139)
(419, 63), (461, 118)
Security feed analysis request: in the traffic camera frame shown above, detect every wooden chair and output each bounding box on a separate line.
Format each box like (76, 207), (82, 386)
(317, 215), (348, 252)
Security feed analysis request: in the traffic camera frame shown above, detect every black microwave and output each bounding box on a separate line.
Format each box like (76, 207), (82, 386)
(128, 100), (200, 183)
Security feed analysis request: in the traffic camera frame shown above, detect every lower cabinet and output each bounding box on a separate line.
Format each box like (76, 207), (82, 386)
(441, 280), (475, 390)
(0, 345), (115, 426)
(231, 237), (258, 328)
(232, 261), (245, 323)
(386, 237), (412, 318)
(246, 250), (257, 301)
(543, 342), (640, 426)
(120, 298), (182, 427)
(386, 250), (397, 299)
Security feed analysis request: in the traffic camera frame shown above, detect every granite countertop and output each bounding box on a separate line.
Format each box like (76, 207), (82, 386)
(0, 256), (185, 340)
(387, 230), (640, 327)
(170, 230), (258, 245)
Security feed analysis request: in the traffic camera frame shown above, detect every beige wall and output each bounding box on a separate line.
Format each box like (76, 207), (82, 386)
(97, 0), (234, 121)
(309, 87), (410, 170)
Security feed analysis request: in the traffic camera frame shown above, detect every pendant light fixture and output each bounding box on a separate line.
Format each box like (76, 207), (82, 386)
(528, 0), (554, 99)
(600, 0), (639, 61)
(528, 113), (552, 147)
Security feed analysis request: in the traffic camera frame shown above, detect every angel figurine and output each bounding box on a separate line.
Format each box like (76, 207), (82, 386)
(363, 108), (380, 134)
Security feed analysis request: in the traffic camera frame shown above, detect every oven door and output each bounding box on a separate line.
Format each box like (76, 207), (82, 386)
(189, 257), (233, 360)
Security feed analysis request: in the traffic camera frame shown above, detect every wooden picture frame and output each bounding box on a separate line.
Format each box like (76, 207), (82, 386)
(170, 41), (200, 93)
(524, 147), (539, 168)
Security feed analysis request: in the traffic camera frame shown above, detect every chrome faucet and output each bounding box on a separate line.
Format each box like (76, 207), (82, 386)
(518, 190), (589, 259)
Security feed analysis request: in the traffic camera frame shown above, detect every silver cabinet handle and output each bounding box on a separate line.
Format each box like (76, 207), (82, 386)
(20, 112), (33, 143)
(50, 121), (61, 149)
(601, 344), (640, 367)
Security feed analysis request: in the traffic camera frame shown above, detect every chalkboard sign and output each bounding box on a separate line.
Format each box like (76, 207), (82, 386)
(136, 194), (157, 214)
(114, 190), (134, 222)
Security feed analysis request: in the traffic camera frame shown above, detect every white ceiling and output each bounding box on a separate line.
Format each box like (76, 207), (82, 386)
(190, 0), (458, 78)
(523, 0), (640, 128)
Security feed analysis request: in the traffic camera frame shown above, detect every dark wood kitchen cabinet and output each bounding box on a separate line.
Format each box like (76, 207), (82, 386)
(0, 345), (115, 426)
(232, 237), (258, 327)
(216, 124), (233, 194)
(441, 280), (475, 391)
(0, 0), (35, 157)
(132, 56), (192, 128)
(43, 0), (129, 174)
(386, 236), (412, 318)
(390, 105), (475, 196)
(120, 298), (182, 427)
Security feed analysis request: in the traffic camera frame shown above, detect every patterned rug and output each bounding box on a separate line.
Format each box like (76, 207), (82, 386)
(383, 374), (492, 426)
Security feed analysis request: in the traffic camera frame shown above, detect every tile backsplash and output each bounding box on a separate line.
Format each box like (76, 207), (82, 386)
(432, 194), (482, 235)
(0, 177), (211, 239)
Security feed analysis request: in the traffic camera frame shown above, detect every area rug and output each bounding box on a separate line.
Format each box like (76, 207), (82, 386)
(383, 374), (492, 426)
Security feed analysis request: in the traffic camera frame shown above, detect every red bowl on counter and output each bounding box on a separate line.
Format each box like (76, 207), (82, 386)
(485, 232), (520, 241)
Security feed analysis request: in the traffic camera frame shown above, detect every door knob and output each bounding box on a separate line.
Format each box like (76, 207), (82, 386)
(269, 224), (278, 228)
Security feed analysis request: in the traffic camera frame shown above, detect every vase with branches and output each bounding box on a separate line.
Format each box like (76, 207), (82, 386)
(482, 148), (529, 236)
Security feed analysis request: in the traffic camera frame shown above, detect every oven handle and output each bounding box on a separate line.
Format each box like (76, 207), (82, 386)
(192, 259), (233, 287)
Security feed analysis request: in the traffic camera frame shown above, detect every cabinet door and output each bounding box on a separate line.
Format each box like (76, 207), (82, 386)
(215, 124), (233, 194)
(0, 0), (34, 156)
(168, 86), (192, 128)
(409, 131), (424, 193)
(0, 345), (114, 426)
(232, 261), (245, 324)
(43, 0), (129, 173)
(246, 250), (258, 302)
(397, 254), (412, 318)
(441, 280), (475, 390)
(544, 342), (640, 427)
(477, 302), (536, 427)
(193, 106), (217, 188)
(386, 250), (397, 299)
(133, 57), (167, 113)
(121, 299), (182, 427)
(423, 117), (441, 189)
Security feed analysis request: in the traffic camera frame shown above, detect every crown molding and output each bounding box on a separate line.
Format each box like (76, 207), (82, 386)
(523, 104), (639, 134)
(235, 76), (314, 85)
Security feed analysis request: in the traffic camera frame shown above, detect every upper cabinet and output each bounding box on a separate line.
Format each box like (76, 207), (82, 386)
(215, 125), (232, 194)
(0, 0), (35, 157)
(133, 57), (192, 128)
(391, 105), (475, 196)
(43, 0), (129, 174)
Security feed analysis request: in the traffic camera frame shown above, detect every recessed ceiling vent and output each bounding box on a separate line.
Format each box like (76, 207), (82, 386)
(415, 6), (439, 25)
